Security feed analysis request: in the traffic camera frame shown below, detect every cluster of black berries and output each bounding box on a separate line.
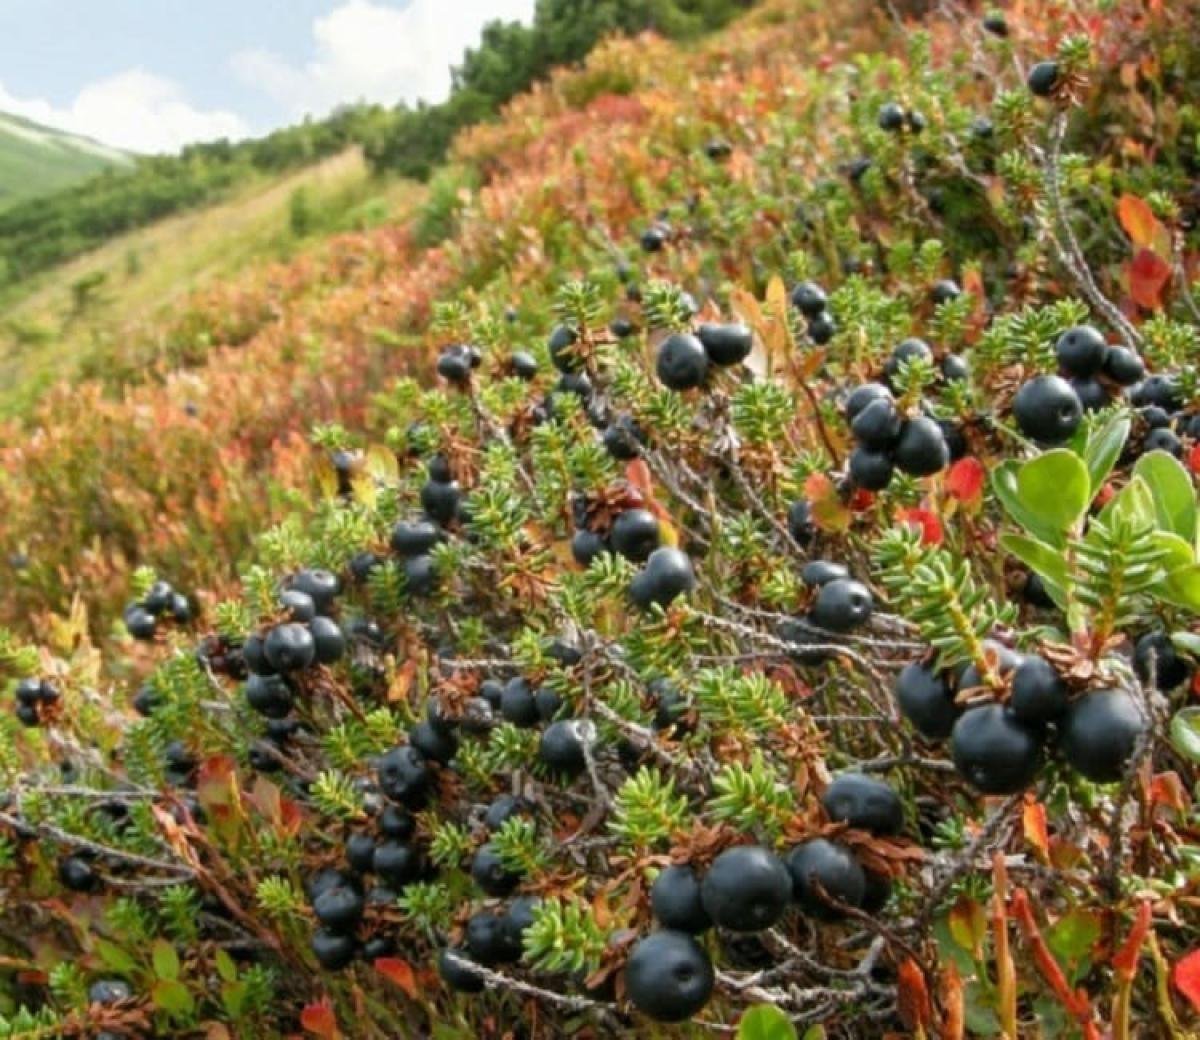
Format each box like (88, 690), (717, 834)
(13, 677), (59, 727)
(1012, 325), (1145, 445)
(1126, 372), (1195, 459)
(436, 343), (484, 384)
(790, 280), (836, 345)
(845, 378), (951, 491)
(654, 321), (753, 392)
(420, 453), (465, 527)
(123, 579), (191, 641)
(897, 641), (1149, 793)
(877, 101), (926, 135)
(624, 773), (902, 1022)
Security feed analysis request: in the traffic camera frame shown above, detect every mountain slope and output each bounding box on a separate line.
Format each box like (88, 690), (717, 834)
(0, 111), (129, 209)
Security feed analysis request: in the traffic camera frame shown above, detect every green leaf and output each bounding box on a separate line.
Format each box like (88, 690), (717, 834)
(1046, 908), (1101, 967)
(1156, 564), (1200, 611)
(95, 940), (138, 977)
(151, 978), (194, 1017)
(802, 1029), (827, 1040)
(1134, 450), (1197, 542)
(1083, 411), (1130, 495)
(992, 460), (1064, 546)
(1169, 707), (1200, 763)
(738, 1004), (798, 1040)
(151, 940), (179, 981)
(222, 980), (249, 1019)
(1101, 475), (1156, 529)
(1016, 451), (1090, 533)
(1151, 532), (1195, 573)
(999, 533), (1069, 607)
(214, 948), (237, 984)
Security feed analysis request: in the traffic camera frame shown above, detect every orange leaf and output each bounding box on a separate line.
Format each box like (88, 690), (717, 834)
(896, 957), (932, 1031)
(1173, 948), (1200, 1012)
(300, 999), (341, 1040)
(804, 472), (851, 533)
(375, 958), (418, 999)
(1117, 194), (1163, 251)
(1023, 798), (1050, 863)
(1148, 771), (1189, 813)
(1128, 247), (1172, 310)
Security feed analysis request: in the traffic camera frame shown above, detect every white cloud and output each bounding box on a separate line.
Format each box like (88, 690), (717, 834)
(233, 0), (537, 119)
(0, 70), (250, 154)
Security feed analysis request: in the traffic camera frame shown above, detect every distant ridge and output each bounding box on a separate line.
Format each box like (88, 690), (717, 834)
(0, 110), (130, 209)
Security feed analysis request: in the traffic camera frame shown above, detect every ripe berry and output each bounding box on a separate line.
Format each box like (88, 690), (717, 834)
(884, 338), (933, 383)
(363, 935), (396, 960)
(1056, 325), (1108, 377)
(500, 677), (539, 727)
(1009, 656), (1068, 723)
(309, 617), (346, 664)
(1070, 377), (1110, 412)
(1134, 632), (1192, 690)
(941, 354), (969, 381)
(376, 745), (430, 807)
(410, 721), (457, 765)
(391, 519), (441, 557)
(312, 929), (357, 970)
(786, 839), (866, 919)
(372, 841), (422, 887)
(244, 674), (294, 719)
(1131, 374), (1182, 410)
(603, 415), (645, 460)
(704, 138), (732, 160)
(345, 833), (376, 873)
(123, 605), (156, 640)
(1012, 374), (1083, 444)
(510, 351), (539, 380)
(787, 500), (816, 545)
(402, 554), (437, 597)
(983, 11), (1008, 35)
(1141, 406), (1172, 429)
(436, 348), (471, 384)
(958, 641), (1022, 690)
(1027, 61), (1061, 97)
(279, 589), (316, 622)
(877, 102), (906, 132)
(611, 509), (662, 563)
(501, 896), (539, 959)
(848, 446), (894, 491)
(807, 311), (836, 345)
(931, 280), (962, 305)
(547, 324), (580, 373)
(132, 683), (160, 717)
(894, 417), (950, 476)
(571, 529), (607, 567)
(845, 383), (892, 422)
(484, 794), (525, 831)
(538, 720), (589, 777)
(313, 881), (365, 935)
(466, 911), (512, 965)
(851, 397), (903, 448)
(59, 854), (99, 892)
(471, 843), (521, 897)
(699, 846), (792, 932)
(142, 580), (175, 614)
(801, 560), (849, 588)
(640, 224), (669, 252)
(790, 281), (828, 317)
(420, 480), (461, 525)
(439, 948), (485, 992)
(822, 774), (904, 836)
(698, 322), (753, 366)
(650, 678), (693, 737)
(378, 805), (416, 840)
(624, 930), (714, 1023)
(630, 548), (696, 610)
(610, 317), (636, 338)
(650, 864), (711, 933)
(810, 578), (873, 632)
(951, 704), (1043, 794)
(1145, 428), (1183, 457)
(534, 686), (562, 721)
(88, 979), (132, 1005)
(656, 333), (709, 391)
(264, 623), (316, 673)
(1060, 689), (1146, 783)
(1103, 346), (1145, 386)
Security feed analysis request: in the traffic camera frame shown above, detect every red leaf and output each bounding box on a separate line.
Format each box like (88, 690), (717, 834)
(896, 507), (943, 546)
(1128, 247), (1172, 310)
(300, 999), (341, 1040)
(1117, 194), (1164, 251)
(1174, 949), (1200, 1012)
(1110, 901), (1152, 980)
(1188, 442), (1200, 478)
(374, 958), (418, 999)
(945, 457), (986, 508)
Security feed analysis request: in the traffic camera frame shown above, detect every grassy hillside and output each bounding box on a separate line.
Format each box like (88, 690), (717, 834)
(0, 149), (419, 416)
(1, 1), (1200, 1037)
(0, 111), (129, 210)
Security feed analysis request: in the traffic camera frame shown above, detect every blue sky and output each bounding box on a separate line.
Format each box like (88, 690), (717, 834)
(0, 0), (535, 153)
